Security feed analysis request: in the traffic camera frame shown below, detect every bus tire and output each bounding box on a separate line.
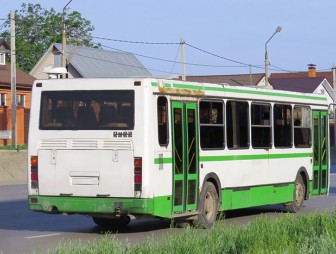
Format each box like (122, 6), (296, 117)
(193, 181), (219, 228)
(284, 174), (305, 213)
(92, 216), (130, 228)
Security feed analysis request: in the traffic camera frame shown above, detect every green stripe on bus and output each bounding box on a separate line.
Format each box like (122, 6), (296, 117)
(154, 157), (173, 164)
(154, 152), (311, 164)
(221, 87), (326, 101)
(172, 83), (204, 90)
(151, 81), (327, 101)
(200, 152), (311, 162)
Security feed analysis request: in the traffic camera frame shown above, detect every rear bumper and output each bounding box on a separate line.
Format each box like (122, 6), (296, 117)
(28, 195), (154, 216)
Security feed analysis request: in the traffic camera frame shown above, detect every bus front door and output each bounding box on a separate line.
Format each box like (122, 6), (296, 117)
(312, 111), (329, 195)
(171, 102), (199, 214)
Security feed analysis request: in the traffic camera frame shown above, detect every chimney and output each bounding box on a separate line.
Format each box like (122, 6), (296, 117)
(308, 64), (316, 78)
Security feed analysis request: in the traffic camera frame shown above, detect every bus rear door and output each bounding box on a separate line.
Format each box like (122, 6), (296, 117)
(171, 102), (199, 214)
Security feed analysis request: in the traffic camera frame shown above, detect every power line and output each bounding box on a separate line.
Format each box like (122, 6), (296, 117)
(169, 44), (180, 76)
(92, 36), (264, 69)
(185, 42), (262, 69)
(0, 19), (8, 31)
(98, 43), (250, 69)
(92, 36), (179, 45)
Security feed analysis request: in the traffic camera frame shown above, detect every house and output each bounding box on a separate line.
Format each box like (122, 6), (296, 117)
(270, 64), (335, 146)
(175, 73), (266, 87)
(270, 77), (334, 106)
(0, 39), (36, 145)
(270, 64), (335, 88)
(269, 64), (335, 106)
(29, 43), (152, 79)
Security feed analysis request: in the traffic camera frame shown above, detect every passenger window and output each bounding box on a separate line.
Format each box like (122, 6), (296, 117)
(199, 100), (224, 149)
(39, 90), (134, 130)
(274, 104), (292, 148)
(227, 101), (249, 149)
(157, 97), (169, 146)
(251, 103), (272, 148)
(294, 106), (311, 147)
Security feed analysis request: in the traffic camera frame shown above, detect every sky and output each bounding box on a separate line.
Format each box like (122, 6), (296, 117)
(1, 0), (336, 77)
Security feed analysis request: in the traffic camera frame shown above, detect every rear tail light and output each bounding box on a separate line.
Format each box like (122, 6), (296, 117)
(134, 157), (142, 192)
(31, 156), (38, 189)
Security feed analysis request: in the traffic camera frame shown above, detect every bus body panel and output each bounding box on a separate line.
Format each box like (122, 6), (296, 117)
(38, 148), (134, 197)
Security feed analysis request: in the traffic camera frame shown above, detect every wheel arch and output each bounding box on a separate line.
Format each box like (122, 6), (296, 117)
(297, 166), (309, 200)
(200, 172), (222, 206)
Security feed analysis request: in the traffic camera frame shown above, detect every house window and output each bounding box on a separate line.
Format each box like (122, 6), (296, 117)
(16, 94), (25, 107)
(0, 53), (5, 65)
(0, 93), (6, 106)
(54, 54), (61, 67)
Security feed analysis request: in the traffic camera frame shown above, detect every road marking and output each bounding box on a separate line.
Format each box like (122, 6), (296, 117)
(25, 233), (62, 239)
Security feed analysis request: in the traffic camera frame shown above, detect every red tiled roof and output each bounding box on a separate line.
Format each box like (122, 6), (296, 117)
(0, 63), (35, 88)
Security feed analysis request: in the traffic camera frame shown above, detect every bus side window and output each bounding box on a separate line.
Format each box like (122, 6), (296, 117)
(227, 100), (249, 149)
(274, 104), (292, 148)
(157, 96), (169, 146)
(251, 103), (272, 149)
(294, 106), (311, 147)
(199, 100), (224, 150)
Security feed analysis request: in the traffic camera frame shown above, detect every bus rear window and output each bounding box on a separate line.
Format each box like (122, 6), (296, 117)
(39, 90), (134, 130)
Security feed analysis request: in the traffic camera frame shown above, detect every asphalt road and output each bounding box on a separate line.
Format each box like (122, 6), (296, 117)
(1, 172), (335, 254)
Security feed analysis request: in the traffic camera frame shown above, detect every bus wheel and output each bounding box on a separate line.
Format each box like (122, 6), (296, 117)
(284, 174), (305, 213)
(92, 216), (130, 228)
(193, 182), (219, 228)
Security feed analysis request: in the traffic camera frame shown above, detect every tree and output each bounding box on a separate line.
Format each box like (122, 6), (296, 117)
(0, 3), (98, 72)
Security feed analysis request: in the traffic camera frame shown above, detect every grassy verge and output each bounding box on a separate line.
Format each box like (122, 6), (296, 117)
(51, 211), (336, 254)
(0, 144), (27, 150)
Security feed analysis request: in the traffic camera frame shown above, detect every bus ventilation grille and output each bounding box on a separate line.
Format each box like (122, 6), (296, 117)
(39, 139), (133, 150)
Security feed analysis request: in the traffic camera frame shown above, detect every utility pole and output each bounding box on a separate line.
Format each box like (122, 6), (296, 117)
(249, 64), (252, 86)
(180, 38), (186, 81)
(62, 0), (73, 78)
(10, 11), (17, 149)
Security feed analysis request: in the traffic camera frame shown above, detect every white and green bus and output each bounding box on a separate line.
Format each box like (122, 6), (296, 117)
(28, 77), (330, 228)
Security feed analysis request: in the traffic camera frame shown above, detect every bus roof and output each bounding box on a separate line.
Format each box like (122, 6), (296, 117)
(32, 77), (329, 107)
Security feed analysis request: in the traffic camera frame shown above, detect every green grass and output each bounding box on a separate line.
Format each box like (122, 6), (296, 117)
(50, 211), (336, 254)
(0, 144), (27, 150)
